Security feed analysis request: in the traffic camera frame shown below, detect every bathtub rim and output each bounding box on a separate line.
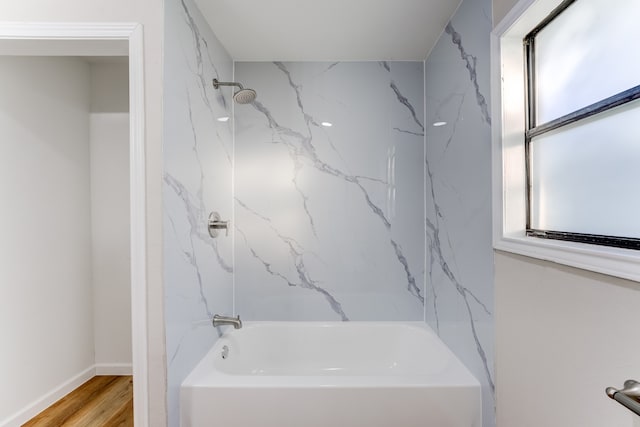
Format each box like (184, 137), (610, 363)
(182, 321), (481, 389)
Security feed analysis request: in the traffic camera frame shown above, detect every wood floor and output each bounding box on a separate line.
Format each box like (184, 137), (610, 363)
(23, 376), (133, 427)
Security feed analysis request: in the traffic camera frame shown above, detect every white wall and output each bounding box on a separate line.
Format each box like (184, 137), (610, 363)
(495, 252), (640, 426)
(90, 60), (132, 370)
(0, 56), (134, 425)
(0, 2), (165, 424)
(0, 56), (94, 422)
(493, 0), (519, 25)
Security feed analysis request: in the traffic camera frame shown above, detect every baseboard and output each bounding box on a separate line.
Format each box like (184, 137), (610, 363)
(95, 363), (133, 376)
(0, 363), (132, 427)
(0, 365), (96, 427)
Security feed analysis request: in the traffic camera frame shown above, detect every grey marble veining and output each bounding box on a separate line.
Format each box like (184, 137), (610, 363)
(393, 127), (425, 137)
(178, 0), (212, 111)
(163, 0), (234, 425)
(425, 0), (495, 425)
(444, 23), (492, 126)
(164, 173), (232, 275)
(424, 158), (492, 390)
(389, 81), (425, 133)
(246, 65), (412, 236)
(235, 198), (349, 320)
(390, 239), (423, 304)
(234, 61), (425, 321)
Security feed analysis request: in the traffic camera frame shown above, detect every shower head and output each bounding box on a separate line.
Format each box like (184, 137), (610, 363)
(233, 88), (257, 104)
(213, 78), (257, 104)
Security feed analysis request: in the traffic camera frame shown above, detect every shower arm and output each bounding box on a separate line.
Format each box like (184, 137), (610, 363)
(212, 79), (244, 90)
(212, 78), (256, 104)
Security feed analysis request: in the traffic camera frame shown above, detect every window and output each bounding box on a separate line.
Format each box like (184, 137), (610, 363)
(493, 0), (640, 282)
(523, 0), (640, 249)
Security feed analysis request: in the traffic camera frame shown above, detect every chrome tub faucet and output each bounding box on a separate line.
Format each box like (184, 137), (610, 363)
(212, 314), (242, 329)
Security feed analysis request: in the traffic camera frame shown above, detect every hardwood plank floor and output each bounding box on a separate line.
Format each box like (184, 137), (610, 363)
(23, 376), (133, 427)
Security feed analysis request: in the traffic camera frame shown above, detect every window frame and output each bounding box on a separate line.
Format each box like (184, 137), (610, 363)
(491, 0), (640, 283)
(522, 0), (640, 250)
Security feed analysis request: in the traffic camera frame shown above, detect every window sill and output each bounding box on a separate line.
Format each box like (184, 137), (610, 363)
(494, 234), (640, 283)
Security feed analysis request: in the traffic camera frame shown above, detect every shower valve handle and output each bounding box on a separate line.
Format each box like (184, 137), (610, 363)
(208, 212), (229, 238)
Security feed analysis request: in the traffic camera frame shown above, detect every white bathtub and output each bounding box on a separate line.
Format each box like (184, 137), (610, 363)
(181, 322), (481, 427)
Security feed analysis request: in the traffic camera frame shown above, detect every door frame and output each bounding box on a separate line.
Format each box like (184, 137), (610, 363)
(0, 22), (149, 426)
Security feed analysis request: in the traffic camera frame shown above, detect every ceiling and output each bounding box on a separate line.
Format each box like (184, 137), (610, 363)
(194, 0), (463, 61)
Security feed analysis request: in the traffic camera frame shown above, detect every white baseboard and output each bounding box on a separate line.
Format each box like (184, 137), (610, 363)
(0, 365), (95, 427)
(95, 363), (133, 376)
(0, 362), (133, 427)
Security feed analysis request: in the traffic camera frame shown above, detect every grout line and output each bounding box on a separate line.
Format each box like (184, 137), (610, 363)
(231, 60), (236, 317)
(423, 59), (428, 324)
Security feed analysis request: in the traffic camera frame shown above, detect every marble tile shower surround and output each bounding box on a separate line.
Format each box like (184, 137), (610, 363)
(234, 61), (426, 321)
(163, 0), (234, 425)
(424, 0), (495, 426)
(163, 3), (493, 427)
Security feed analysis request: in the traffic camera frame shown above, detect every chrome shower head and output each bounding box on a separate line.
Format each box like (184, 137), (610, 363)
(212, 78), (257, 104)
(233, 88), (257, 104)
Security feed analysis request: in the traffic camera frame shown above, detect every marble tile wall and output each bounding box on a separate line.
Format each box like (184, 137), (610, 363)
(424, 0), (495, 426)
(163, 0), (234, 424)
(233, 61), (425, 321)
(163, 1), (494, 425)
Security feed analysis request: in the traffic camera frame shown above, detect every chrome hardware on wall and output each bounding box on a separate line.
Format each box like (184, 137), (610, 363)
(221, 345), (229, 359)
(212, 314), (242, 329)
(606, 379), (640, 416)
(208, 212), (229, 238)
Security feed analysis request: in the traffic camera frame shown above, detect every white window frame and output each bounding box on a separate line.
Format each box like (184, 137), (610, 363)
(491, 0), (640, 282)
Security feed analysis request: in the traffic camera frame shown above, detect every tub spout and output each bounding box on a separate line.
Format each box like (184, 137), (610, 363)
(212, 314), (242, 329)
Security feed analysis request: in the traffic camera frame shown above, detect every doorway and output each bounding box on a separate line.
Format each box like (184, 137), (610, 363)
(0, 24), (147, 427)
